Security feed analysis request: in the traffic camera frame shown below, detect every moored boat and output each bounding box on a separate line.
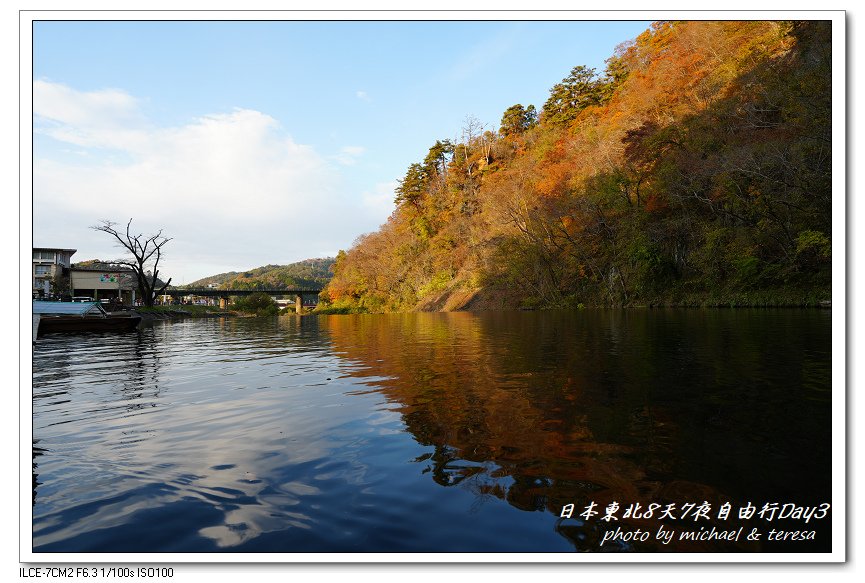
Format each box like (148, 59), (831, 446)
(33, 301), (142, 337)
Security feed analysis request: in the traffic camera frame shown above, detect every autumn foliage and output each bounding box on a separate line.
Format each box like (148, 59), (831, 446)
(323, 21), (832, 311)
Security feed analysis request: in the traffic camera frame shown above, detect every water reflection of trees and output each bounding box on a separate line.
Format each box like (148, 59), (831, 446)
(319, 310), (831, 551)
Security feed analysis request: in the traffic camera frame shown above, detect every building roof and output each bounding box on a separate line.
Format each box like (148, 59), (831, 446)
(70, 266), (136, 273)
(33, 248), (77, 254)
(32, 301), (106, 316)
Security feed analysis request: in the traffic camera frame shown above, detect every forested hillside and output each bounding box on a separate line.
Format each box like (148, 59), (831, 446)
(321, 21), (831, 312)
(188, 258), (335, 290)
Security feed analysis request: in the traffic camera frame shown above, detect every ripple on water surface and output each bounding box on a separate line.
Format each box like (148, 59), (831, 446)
(32, 311), (833, 553)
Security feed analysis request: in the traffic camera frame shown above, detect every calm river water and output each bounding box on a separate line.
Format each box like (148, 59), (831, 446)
(31, 309), (832, 553)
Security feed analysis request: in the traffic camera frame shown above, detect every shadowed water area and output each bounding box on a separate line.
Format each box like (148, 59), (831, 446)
(31, 309), (832, 553)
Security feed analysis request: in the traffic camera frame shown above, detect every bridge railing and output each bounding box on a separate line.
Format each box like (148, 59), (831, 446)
(161, 288), (322, 297)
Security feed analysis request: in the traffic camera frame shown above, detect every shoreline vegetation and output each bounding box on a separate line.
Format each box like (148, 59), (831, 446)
(313, 21), (831, 316)
(135, 290), (831, 322)
(135, 281), (831, 321)
(312, 288), (830, 315)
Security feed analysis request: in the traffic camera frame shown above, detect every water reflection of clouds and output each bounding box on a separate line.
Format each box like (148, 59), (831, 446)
(156, 386), (386, 548)
(197, 476), (321, 547)
(34, 318), (384, 550)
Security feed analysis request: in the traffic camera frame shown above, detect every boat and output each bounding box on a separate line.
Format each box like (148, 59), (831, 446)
(33, 301), (142, 337)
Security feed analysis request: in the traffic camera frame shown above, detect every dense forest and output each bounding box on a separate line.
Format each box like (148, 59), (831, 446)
(187, 258), (335, 290)
(322, 21), (831, 312)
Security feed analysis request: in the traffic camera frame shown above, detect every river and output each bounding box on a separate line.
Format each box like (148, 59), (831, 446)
(31, 309), (833, 553)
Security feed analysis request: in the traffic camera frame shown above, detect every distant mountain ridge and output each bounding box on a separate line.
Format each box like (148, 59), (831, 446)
(186, 257), (335, 290)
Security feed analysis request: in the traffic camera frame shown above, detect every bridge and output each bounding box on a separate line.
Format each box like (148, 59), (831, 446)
(163, 288), (322, 311)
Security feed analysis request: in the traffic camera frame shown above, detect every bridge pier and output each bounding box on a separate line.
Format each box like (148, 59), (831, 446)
(219, 297), (228, 309)
(296, 295), (302, 314)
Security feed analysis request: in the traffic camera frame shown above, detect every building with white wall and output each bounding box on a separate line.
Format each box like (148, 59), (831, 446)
(32, 248), (76, 298)
(69, 267), (138, 304)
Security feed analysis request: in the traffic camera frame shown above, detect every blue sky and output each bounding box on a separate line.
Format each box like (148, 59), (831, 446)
(32, 19), (651, 283)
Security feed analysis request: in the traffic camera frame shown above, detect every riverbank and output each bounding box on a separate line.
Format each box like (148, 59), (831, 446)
(134, 305), (310, 319)
(314, 283), (832, 314)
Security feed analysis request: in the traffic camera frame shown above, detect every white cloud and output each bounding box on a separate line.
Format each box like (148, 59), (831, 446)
(32, 81), (384, 281)
(355, 90), (370, 101)
(35, 107), (334, 222)
(34, 80), (150, 150)
(333, 145), (366, 166)
(34, 80), (141, 126)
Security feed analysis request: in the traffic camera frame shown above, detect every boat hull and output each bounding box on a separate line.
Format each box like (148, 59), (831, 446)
(37, 315), (142, 336)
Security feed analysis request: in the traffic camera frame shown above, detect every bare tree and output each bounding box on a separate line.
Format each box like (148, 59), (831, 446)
(92, 219), (173, 307)
(461, 115), (484, 177)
